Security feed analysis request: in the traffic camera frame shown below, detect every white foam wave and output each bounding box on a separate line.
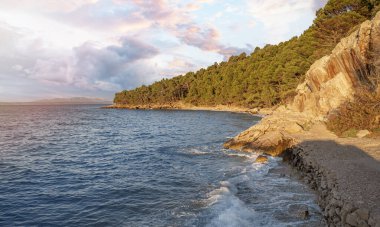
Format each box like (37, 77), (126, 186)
(181, 147), (211, 155)
(221, 150), (259, 160)
(204, 180), (259, 227)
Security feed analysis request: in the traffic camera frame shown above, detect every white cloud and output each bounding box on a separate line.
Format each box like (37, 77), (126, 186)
(0, 0), (98, 13)
(247, 0), (327, 43)
(0, 0), (327, 101)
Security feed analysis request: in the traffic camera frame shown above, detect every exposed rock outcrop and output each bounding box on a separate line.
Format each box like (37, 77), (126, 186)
(224, 12), (380, 227)
(224, 12), (380, 154)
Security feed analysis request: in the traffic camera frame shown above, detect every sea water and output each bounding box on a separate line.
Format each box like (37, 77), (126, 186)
(0, 105), (325, 226)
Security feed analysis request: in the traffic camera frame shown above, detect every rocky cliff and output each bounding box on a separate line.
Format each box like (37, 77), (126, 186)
(224, 12), (380, 155)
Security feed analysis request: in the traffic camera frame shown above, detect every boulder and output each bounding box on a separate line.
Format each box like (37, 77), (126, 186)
(355, 208), (370, 222)
(288, 204), (310, 220)
(346, 212), (359, 226)
(357, 130), (371, 138)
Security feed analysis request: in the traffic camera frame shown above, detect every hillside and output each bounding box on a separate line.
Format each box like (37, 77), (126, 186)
(33, 97), (112, 105)
(224, 12), (380, 226)
(114, 0), (379, 108)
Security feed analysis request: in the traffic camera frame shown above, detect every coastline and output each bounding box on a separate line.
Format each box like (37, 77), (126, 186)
(104, 11), (380, 226)
(102, 102), (274, 116)
(222, 13), (380, 226)
(104, 103), (380, 225)
(105, 103), (380, 225)
(282, 124), (380, 226)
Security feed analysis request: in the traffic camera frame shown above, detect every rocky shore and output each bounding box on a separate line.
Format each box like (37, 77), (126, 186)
(284, 136), (380, 227)
(103, 102), (275, 116)
(106, 13), (380, 226)
(223, 12), (380, 227)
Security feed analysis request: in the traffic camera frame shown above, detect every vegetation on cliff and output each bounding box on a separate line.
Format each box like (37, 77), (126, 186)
(114, 0), (379, 108)
(327, 91), (380, 137)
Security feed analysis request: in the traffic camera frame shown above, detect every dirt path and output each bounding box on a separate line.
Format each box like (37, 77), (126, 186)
(289, 123), (380, 226)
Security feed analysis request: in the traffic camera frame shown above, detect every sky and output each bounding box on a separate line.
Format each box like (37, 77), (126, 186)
(0, 0), (327, 102)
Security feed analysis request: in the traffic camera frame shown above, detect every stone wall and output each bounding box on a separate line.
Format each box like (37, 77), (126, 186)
(284, 147), (379, 227)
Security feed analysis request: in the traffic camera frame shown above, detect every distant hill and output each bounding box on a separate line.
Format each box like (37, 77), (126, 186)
(34, 97), (112, 104)
(0, 97), (112, 105)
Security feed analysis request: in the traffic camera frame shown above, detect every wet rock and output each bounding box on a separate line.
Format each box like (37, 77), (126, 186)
(288, 204), (310, 220)
(268, 166), (291, 177)
(255, 155), (268, 163)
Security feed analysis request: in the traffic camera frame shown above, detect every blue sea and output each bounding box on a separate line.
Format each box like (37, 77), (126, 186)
(0, 105), (325, 226)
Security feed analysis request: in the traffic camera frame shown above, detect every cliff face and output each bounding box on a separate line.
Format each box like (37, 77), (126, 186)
(292, 13), (380, 117)
(224, 12), (380, 154)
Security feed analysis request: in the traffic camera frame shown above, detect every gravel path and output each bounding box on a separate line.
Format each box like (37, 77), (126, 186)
(289, 124), (380, 226)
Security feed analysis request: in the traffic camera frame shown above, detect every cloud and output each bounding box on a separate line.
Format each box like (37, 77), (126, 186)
(0, 0), (98, 13)
(69, 37), (159, 90)
(42, 37), (157, 90)
(174, 24), (250, 59)
(0, 23), (159, 93)
(247, 0), (327, 43)
(52, 1), (152, 34)
(127, 0), (250, 59)
(0, 0), (326, 101)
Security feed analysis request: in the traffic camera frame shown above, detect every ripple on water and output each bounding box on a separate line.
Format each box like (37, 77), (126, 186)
(0, 105), (325, 226)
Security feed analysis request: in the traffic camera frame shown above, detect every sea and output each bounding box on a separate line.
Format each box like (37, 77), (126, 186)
(0, 105), (325, 226)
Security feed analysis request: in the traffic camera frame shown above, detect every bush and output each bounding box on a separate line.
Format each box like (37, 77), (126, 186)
(326, 89), (380, 136)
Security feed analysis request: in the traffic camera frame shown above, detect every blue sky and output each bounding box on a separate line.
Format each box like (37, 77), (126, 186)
(0, 0), (327, 101)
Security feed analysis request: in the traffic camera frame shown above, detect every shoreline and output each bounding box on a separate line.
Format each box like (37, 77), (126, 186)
(281, 124), (380, 226)
(102, 103), (274, 116)
(284, 141), (380, 226)
(105, 103), (380, 226)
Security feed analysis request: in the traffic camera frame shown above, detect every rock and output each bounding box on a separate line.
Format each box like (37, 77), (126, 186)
(255, 155), (268, 163)
(250, 108), (259, 114)
(357, 220), (369, 227)
(335, 208), (341, 216)
(374, 115), (380, 125)
(355, 208), (370, 222)
(285, 122), (304, 133)
(368, 217), (380, 227)
(346, 213), (359, 226)
(333, 216), (341, 224)
(328, 207), (336, 217)
(224, 12), (380, 154)
(299, 210), (310, 220)
(288, 204), (310, 220)
(356, 130), (371, 138)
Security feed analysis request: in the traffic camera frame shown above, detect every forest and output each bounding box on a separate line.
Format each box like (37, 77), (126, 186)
(114, 0), (380, 108)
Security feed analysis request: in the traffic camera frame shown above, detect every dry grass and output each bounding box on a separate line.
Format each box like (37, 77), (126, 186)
(327, 88), (380, 137)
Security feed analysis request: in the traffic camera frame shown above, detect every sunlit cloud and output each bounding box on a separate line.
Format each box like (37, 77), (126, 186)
(247, 0), (327, 43)
(0, 0), (327, 101)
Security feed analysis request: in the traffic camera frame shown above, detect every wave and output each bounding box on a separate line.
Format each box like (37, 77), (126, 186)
(177, 147), (214, 156)
(221, 149), (259, 160)
(187, 155), (324, 227)
(201, 174), (261, 227)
